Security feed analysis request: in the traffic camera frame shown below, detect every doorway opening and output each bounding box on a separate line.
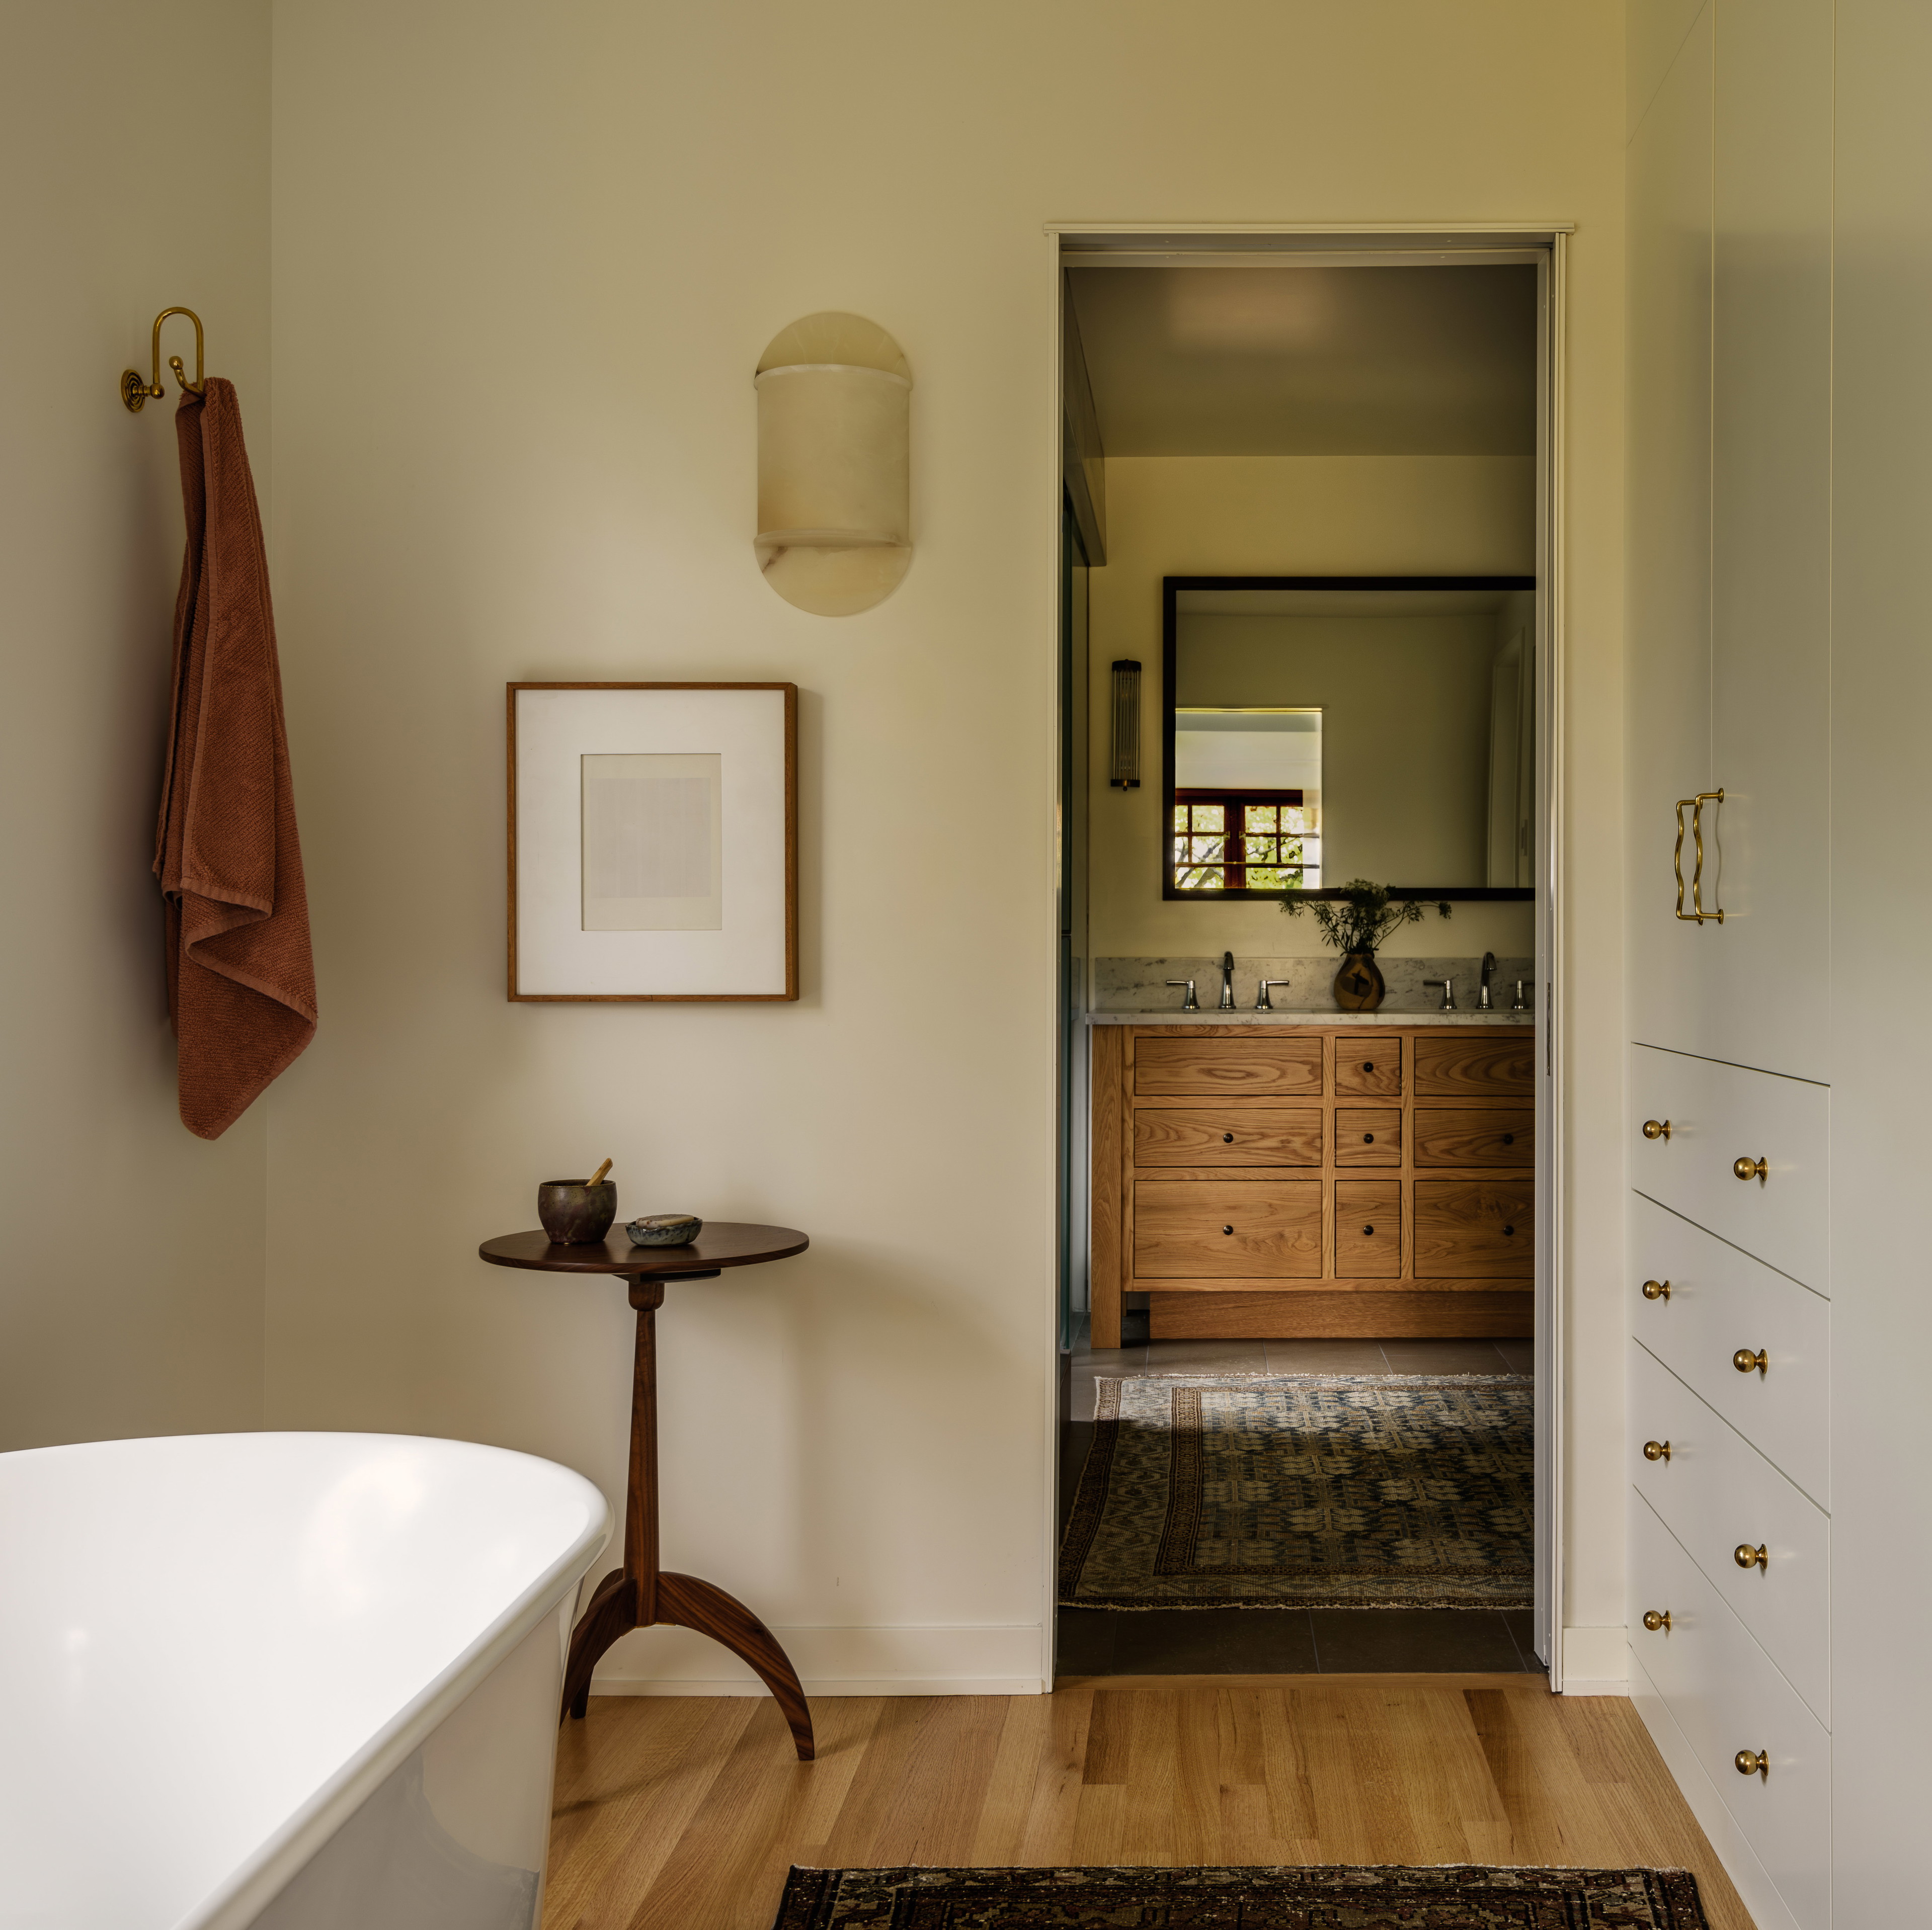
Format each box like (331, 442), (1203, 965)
(1051, 229), (1563, 1685)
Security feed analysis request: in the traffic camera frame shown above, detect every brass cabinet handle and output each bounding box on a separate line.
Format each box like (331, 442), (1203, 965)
(1643, 1440), (1671, 1463)
(1735, 1749), (1768, 1779)
(1734, 1155), (1768, 1184)
(1643, 1119), (1672, 1141)
(1733, 1348), (1767, 1376)
(1642, 1609), (1672, 1633)
(1675, 789), (1726, 924)
(1643, 1279), (1672, 1301)
(1735, 1542), (1768, 1572)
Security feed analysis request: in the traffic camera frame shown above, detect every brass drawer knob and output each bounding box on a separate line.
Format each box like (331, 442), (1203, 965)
(1642, 1609), (1672, 1633)
(1733, 1348), (1767, 1376)
(1642, 1279), (1672, 1301)
(1643, 1119), (1672, 1141)
(1735, 1542), (1768, 1572)
(1643, 1440), (1671, 1463)
(1734, 1155), (1768, 1184)
(1735, 1749), (1768, 1779)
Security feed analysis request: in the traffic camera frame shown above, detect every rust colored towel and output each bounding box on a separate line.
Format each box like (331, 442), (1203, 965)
(153, 378), (316, 1139)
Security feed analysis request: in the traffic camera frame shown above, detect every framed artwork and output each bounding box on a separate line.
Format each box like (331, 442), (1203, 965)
(507, 682), (798, 1001)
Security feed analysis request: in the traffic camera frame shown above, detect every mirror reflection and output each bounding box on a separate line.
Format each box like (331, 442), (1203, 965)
(1164, 579), (1536, 899)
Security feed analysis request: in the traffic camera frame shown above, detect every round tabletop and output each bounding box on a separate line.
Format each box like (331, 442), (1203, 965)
(478, 1222), (809, 1277)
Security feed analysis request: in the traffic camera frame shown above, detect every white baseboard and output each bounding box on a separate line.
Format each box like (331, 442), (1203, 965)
(589, 1621), (1048, 1698)
(1559, 1624), (1629, 1694)
(1628, 1641), (1800, 1930)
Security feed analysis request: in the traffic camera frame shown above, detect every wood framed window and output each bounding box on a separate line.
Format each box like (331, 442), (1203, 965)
(1172, 787), (1321, 893)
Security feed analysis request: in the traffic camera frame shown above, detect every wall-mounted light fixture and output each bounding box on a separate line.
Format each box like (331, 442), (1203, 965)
(754, 312), (911, 617)
(1110, 659), (1142, 788)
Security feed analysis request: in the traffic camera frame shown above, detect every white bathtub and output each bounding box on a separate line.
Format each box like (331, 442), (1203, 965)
(0, 1432), (610, 1930)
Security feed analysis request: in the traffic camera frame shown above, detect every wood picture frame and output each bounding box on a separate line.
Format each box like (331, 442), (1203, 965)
(507, 682), (798, 1001)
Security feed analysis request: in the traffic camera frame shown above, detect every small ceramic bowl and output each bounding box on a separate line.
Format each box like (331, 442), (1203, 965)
(538, 1179), (617, 1245)
(625, 1213), (702, 1248)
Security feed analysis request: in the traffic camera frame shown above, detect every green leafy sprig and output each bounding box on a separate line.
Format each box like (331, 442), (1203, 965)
(1279, 878), (1452, 955)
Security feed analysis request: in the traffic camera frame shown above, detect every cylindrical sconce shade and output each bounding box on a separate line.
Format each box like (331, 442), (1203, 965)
(755, 312), (911, 616)
(1110, 660), (1142, 788)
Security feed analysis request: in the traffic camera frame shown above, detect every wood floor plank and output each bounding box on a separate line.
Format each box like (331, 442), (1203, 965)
(543, 1685), (1758, 1930)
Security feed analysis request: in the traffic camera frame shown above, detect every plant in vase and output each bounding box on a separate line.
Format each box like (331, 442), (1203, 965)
(1280, 879), (1451, 1013)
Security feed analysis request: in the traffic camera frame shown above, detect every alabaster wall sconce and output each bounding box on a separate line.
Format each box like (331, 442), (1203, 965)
(754, 312), (911, 616)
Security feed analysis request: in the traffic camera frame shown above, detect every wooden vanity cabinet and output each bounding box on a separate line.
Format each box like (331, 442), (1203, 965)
(1089, 1023), (1535, 1342)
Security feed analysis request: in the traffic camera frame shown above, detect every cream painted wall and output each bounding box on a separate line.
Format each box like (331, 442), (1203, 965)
(0, 2), (271, 1451)
(265, 0), (1627, 1690)
(1090, 457), (1541, 958)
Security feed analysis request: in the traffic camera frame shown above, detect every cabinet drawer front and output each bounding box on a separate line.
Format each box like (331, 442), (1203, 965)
(1335, 1181), (1401, 1277)
(1134, 1036), (1324, 1098)
(1413, 1181), (1533, 1277)
(1414, 1107), (1535, 1167)
(1629, 1344), (1829, 1722)
(1334, 1107), (1401, 1166)
(1133, 1180), (1323, 1279)
(1629, 1193), (1828, 1504)
(1630, 1044), (1828, 1290)
(1413, 1031), (1536, 1097)
(1628, 1493), (1831, 1930)
(1334, 1033), (1402, 1098)
(1134, 1108), (1322, 1168)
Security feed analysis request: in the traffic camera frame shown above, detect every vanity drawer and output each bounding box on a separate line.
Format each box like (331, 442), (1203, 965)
(1133, 1180), (1323, 1279)
(1134, 1107), (1322, 1168)
(1629, 1044), (1828, 1291)
(1335, 1181), (1401, 1277)
(1628, 1492), (1830, 1930)
(1630, 1192), (1828, 1504)
(1412, 1031), (1536, 1097)
(1334, 1033), (1402, 1098)
(1334, 1107), (1400, 1166)
(1629, 1343), (1829, 1723)
(1413, 1181), (1533, 1276)
(1135, 1036), (1324, 1098)
(1413, 1107), (1534, 1167)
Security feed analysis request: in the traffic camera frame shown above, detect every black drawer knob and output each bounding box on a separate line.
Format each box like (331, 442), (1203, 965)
(1362, 1060), (1374, 1072)
(1362, 1224), (1376, 1236)
(1503, 1133), (1515, 1146)
(1222, 1225), (1234, 1235)
(1223, 1132), (1234, 1143)
(1362, 1132), (1375, 1143)
(1503, 1224), (1516, 1236)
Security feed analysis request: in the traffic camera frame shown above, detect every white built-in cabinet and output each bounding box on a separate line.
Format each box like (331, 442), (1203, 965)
(1629, 4), (1932, 1926)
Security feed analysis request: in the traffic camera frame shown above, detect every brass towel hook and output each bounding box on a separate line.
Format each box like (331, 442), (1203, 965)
(121, 307), (206, 412)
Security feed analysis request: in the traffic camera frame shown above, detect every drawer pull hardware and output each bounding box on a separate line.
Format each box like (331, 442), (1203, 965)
(1643, 1439), (1672, 1463)
(1362, 1060), (1375, 1071)
(1674, 789), (1726, 923)
(1733, 1155), (1768, 1184)
(1222, 1225), (1234, 1235)
(1222, 1133), (1234, 1143)
(1642, 1279), (1672, 1301)
(1643, 1119), (1672, 1141)
(1502, 1133), (1515, 1145)
(1362, 1224), (1376, 1236)
(1735, 1542), (1768, 1572)
(1502, 1225), (1516, 1236)
(1362, 1132), (1375, 1143)
(1733, 1348), (1767, 1376)
(1735, 1749), (1768, 1780)
(1641, 1609), (1672, 1633)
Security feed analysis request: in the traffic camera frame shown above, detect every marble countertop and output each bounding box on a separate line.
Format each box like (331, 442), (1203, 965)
(1086, 1008), (1532, 1026)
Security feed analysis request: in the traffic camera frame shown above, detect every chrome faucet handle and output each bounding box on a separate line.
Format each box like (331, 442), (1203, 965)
(1166, 978), (1199, 1012)
(1512, 979), (1530, 1012)
(1256, 978), (1294, 1012)
(1423, 976), (1457, 1012)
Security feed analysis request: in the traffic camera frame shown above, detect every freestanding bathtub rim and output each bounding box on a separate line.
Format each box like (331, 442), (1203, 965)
(0, 1431), (611, 1930)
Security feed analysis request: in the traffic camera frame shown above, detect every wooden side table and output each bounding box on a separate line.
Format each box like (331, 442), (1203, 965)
(479, 1222), (814, 1759)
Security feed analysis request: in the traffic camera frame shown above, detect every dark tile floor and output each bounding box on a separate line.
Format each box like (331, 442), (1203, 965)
(1057, 1323), (1542, 1678)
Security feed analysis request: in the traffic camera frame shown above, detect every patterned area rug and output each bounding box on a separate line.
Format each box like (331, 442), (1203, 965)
(1059, 1375), (1534, 1611)
(770, 1864), (1710, 1927)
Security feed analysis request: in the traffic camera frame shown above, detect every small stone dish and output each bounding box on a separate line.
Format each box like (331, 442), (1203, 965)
(538, 1179), (617, 1245)
(625, 1213), (702, 1248)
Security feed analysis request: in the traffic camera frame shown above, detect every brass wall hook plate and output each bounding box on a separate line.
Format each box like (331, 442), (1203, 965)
(122, 306), (206, 412)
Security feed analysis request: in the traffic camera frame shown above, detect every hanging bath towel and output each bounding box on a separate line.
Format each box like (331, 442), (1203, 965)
(153, 378), (316, 1139)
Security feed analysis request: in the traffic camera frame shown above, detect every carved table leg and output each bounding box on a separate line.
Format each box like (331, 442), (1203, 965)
(658, 1570), (816, 1760)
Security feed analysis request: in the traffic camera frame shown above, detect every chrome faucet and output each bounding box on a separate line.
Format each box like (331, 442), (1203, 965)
(1424, 975), (1458, 1012)
(1478, 951), (1497, 1012)
(1512, 979), (1530, 1012)
(1256, 977), (1294, 1011)
(1217, 951), (1236, 1011)
(1166, 977), (1199, 1012)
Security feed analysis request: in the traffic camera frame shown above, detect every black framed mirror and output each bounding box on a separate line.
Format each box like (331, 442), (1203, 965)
(1161, 574), (1537, 901)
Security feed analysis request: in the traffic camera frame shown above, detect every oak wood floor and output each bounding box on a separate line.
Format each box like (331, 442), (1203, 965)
(542, 1679), (1753, 1930)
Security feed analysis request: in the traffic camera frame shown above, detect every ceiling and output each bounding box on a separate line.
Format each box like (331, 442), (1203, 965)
(1066, 265), (1538, 458)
